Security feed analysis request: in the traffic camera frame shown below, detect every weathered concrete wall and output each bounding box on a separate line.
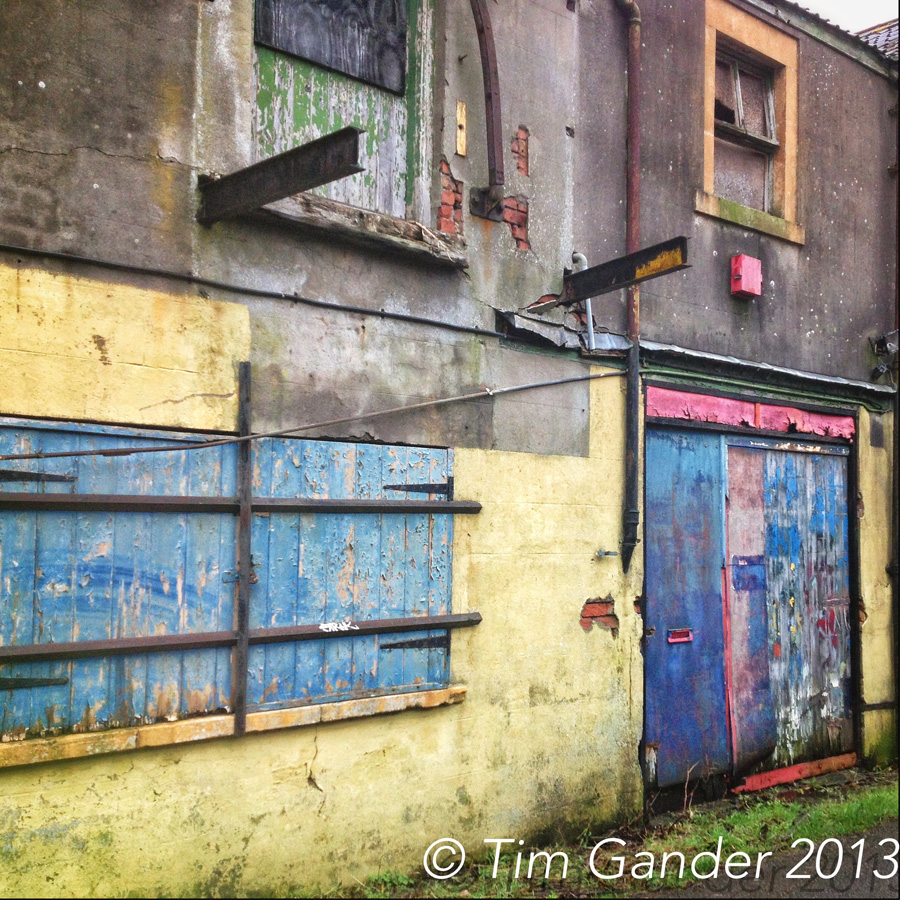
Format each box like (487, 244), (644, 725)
(0, 371), (643, 897)
(0, 1), (200, 271)
(0, 259), (249, 431)
(574, 0), (897, 381)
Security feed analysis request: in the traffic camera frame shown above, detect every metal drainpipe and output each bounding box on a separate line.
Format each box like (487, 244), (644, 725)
(616, 0), (642, 572)
(468, 0), (506, 214)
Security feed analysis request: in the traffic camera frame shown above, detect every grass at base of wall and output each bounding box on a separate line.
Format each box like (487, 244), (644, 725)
(343, 767), (898, 899)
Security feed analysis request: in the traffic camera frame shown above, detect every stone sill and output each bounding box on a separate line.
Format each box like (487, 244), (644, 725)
(695, 190), (806, 244)
(0, 686), (466, 769)
(259, 193), (469, 269)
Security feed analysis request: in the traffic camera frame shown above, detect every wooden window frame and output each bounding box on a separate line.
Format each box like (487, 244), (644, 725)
(697, 0), (805, 245)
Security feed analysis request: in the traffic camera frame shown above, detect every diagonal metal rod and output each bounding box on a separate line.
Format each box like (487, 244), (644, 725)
(0, 371), (626, 463)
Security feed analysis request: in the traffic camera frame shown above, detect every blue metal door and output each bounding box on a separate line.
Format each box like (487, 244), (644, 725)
(646, 427), (852, 788)
(645, 428), (731, 788)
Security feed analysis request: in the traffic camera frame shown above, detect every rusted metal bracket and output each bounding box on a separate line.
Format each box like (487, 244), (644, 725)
(382, 482), (451, 495)
(562, 236), (690, 305)
(197, 127), (365, 225)
(379, 635), (450, 651)
(468, 0), (505, 221)
(0, 676), (68, 690)
(0, 470), (75, 483)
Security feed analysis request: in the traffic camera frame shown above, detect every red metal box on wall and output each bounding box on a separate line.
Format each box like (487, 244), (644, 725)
(731, 254), (762, 299)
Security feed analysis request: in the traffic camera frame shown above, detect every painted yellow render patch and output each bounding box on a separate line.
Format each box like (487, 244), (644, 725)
(856, 407), (897, 760)
(0, 263), (250, 431)
(0, 366), (643, 896)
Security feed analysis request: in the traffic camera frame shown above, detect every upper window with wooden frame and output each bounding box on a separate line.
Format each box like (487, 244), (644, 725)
(698, 0), (804, 244)
(254, 0), (434, 222)
(714, 49), (778, 212)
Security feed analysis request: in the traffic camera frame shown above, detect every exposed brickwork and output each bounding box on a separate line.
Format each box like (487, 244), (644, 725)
(580, 596), (619, 636)
(438, 159), (464, 236)
(511, 126), (529, 176)
(501, 196), (530, 250)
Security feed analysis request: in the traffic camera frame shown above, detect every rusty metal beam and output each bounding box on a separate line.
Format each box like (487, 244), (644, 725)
(562, 236), (690, 305)
(0, 631), (238, 664)
(249, 613), (482, 646)
(0, 613), (483, 664)
(0, 493), (481, 515)
(197, 127), (365, 225)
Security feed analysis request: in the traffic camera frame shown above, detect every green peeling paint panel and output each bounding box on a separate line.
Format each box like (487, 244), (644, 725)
(253, 0), (433, 219)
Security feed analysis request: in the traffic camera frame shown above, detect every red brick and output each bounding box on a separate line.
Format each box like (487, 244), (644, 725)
(453, 207), (463, 223)
(517, 127), (529, 141)
(440, 160), (451, 174)
(517, 158), (529, 175)
(441, 189), (457, 207)
(504, 209), (527, 227)
(580, 617), (593, 632)
(597, 615), (620, 631)
(582, 601), (614, 618)
(511, 225), (527, 241)
(438, 218), (457, 234)
(439, 203), (453, 219)
(516, 239), (531, 250)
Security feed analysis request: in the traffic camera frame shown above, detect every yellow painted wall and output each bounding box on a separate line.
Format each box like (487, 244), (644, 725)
(0, 263), (250, 431)
(0, 369), (644, 897)
(856, 407), (897, 761)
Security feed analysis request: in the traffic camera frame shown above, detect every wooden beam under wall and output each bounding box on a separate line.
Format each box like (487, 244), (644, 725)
(197, 127), (365, 224)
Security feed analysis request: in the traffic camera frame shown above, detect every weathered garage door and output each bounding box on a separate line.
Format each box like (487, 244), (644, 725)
(645, 427), (852, 788)
(0, 418), (466, 740)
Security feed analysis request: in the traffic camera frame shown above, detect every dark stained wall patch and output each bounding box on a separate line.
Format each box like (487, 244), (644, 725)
(256, 0), (407, 95)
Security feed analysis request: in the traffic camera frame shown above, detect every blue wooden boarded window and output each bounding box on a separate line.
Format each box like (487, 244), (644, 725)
(0, 419), (455, 741)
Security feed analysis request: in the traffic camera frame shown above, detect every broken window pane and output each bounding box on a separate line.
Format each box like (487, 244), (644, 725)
(739, 70), (769, 138)
(714, 138), (768, 210)
(715, 60), (737, 124)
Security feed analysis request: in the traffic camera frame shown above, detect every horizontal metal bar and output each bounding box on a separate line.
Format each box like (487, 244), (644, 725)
(0, 614), (483, 663)
(0, 676), (69, 689)
(0, 470), (76, 483)
(0, 631), (238, 664)
(0, 493), (239, 513)
(0, 493), (481, 515)
(248, 613), (482, 645)
(198, 127), (365, 224)
(861, 700), (897, 712)
(254, 498), (480, 514)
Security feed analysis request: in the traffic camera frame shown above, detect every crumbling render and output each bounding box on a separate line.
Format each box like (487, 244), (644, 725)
(580, 596), (620, 636)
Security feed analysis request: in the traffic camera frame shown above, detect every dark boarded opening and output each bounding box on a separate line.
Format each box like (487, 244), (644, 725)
(256, 0), (408, 95)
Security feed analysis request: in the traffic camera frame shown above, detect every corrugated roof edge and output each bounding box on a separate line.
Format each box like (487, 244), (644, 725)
(735, 0), (899, 77)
